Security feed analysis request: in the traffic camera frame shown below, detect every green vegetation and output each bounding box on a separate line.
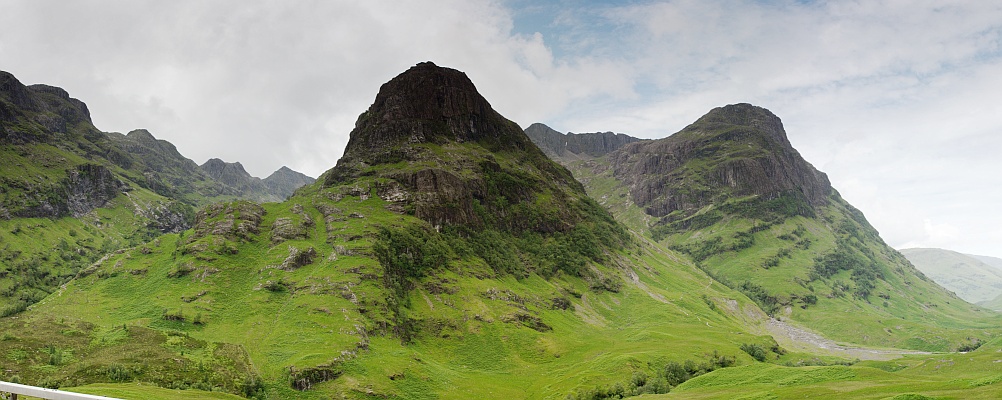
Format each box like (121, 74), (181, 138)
(560, 155), (1001, 353)
(4, 70), (1002, 399)
(650, 338), (1002, 399)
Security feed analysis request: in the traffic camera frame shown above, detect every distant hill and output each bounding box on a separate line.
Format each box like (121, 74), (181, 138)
(199, 159), (315, 203)
(263, 165), (315, 199)
(899, 248), (1002, 304)
(970, 254), (1002, 271)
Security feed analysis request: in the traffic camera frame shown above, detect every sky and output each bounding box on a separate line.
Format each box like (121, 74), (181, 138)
(1, 0), (1000, 258)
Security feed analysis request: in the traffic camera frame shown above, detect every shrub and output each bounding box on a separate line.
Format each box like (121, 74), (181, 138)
(957, 338), (982, 352)
(740, 343), (768, 362)
(162, 309), (185, 321)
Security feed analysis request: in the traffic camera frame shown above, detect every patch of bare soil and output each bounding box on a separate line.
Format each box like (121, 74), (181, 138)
(765, 318), (930, 361)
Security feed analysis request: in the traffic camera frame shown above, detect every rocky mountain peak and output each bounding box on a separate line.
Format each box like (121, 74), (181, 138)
(200, 158), (251, 181)
(321, 62), (608, 236)
(1, 72), (94, 143)
(684, 103), (790, 148)
(125, 129), (157, 142)
(0, 71), (38, 112)
(608, 103), (832, 219)
(335, 61), (536, 169)
(263, 166), (316, 200)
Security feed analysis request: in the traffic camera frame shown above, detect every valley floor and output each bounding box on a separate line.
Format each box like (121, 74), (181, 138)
(763, 318), (930, 361)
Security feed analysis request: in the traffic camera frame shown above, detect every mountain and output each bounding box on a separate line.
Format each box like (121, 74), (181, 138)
(0, 71), (198, 316)
(0, 70), (314, 317)
(979, 294), (1002, 311)
(5, 64), (1002, 399)
(537, 103), (997, 351)
(199, 158), (278, 202)
(899, 248), (1002, 304)
(263, 166), (315, 199)
(104, 129), (241, 204)
(199, 160), (315, 203)
(524, 122), (645, 160)
(0, 62), (771, 398)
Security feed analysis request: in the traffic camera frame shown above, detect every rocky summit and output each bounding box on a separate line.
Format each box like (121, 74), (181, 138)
(322, 61), (596, 234)
(607, 103), (832, 219)
(332, 61), (539, 166)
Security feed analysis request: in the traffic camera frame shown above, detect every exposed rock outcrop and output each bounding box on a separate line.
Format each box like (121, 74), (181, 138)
(607, 103), (832, 219)
(525, 123), (645, 159)
(189, 201), (266, 242)
(1, 71), (95, 144)
(321, 61), (588, 234)
(64, 164), (129, 217)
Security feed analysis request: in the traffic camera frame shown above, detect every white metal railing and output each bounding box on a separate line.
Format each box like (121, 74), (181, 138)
(0, 381), (120, 400)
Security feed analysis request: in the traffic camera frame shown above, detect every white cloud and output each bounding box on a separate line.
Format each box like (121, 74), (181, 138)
(0, 0), (634, 178)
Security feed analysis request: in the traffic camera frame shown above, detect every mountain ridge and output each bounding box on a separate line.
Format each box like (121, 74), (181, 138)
(3, 64), (1002, 399)
(524, 122), (645, 159)
(540, 102), (996, 352)
(0, 70), (315, 317)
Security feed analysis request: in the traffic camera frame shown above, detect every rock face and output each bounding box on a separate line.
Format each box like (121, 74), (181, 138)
(525, 123), (645, 159)
(201, 159), (258, 189)
(64, 163), (129, 217)
(321, 61), (593, 234)
(330, 61), (545, 172)
(1, 71), (94, 144)
(607, 103), (832, 219)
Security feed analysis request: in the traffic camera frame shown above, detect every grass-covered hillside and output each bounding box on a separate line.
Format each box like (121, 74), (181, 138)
(0, 63), (793, 398)
(0, 70), (314, 316)
(1, 72), (198, 315)
(7, 182), (774, 398)
(538, 105), (1001, 352)
(657, 336), (1002, 399)
(4, 62), (1002, 400)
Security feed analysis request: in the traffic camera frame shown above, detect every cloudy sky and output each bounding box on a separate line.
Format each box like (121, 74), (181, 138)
(2, 0), (1000, 258)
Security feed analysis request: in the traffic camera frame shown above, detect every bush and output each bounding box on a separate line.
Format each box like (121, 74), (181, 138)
(162, 309), (185, 321)
(740, 343), (768, 362)
(566, 350), (736, 399)
(957, 338), (982, 352)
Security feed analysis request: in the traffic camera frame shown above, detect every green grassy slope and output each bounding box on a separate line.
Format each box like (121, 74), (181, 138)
(2, 178), (779, 399)
(549, 117), (1001, 352)
(900, 248), (1002, 304)
(0, 71), (306, 316)
(5, 64), (1002, 400)
(0, 140), (197, 316)
(656, 337), (1002, 399)
(0, 63), (792, 399)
